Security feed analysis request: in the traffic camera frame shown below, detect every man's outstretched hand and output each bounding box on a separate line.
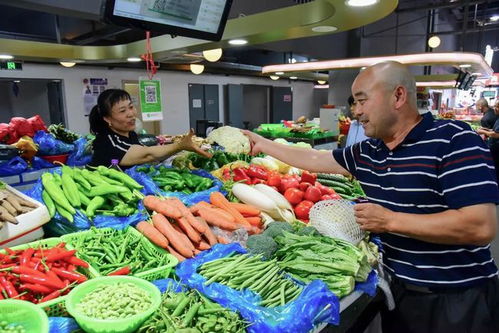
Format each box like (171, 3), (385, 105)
(241, 130), (268, 155)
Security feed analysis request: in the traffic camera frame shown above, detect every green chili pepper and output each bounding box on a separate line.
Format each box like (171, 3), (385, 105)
(41, 173), (75, 214)
(86, 196), (105, 218)
(78, 190), (91, 207)
(72, 168), (92, 190)
(55, 202), (74, 222)
(42, 190), (55, 218)
(88, 185), (130, 197)
(61, 167), (81, 208)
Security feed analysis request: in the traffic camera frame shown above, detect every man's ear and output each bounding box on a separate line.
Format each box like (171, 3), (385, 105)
(393, 86), (407, 109)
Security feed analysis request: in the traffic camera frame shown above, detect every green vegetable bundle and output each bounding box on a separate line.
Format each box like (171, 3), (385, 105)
(136, 166), (213, 194)
(173, 151), (260, 171)
(317, 173), (365, 200)
(274, 232), (372, 297)
(139, 288), (247, 333)
(40, 165), (144, 222)
(198, 253), (303, 308)
(48, 123), (80, 144)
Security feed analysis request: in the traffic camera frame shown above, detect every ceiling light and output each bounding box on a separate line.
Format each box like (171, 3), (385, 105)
(202, 48), (223, 62)
(317, 80), (327, 85)
(0, 54), (13, 60)
(490, 15), (499, 22)
(127, 57), (142, 62)
(60, 62), (76, 68)
(270, 75), (280, 80)
(459, 64), (472, 68)
(228, 39), (248, 45)
(190, 64), (205, 75)
(275, 71), (284, 75)
(345, 0), (378, 7)
(290, 76), (298, 80)
(311, 26), (338, 33)
(13, 80), (20, 83)
(314, 84), (329, 89)
(360, 66), (367, 70)
(416, 81), (456, 87)
(428, 36), (441, 48)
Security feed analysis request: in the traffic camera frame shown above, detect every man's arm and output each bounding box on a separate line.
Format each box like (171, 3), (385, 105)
(242, 130), (349, 174)
(354, 203), (497, 246)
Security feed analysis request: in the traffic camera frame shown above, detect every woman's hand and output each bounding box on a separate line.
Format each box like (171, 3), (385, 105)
(178, 129), (212, 158)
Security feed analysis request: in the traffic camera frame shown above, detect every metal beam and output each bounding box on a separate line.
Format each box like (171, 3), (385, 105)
(395, 0), (490, 13)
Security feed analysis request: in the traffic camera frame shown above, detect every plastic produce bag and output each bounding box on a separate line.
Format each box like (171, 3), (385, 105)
(34, 130), (74, 155)
(10, 117), (34, 137)
(48, 317), (80, 333)
(27, 115), (48, 132)
(176, 243), (340, 333)
(67, 137), (92, 166)
(30, 156), (56, 170)
(152, 278), (184, 294)
(0, 123), (10, 143)
(0, 156), (28, 176)
(24, 168), (148, 236)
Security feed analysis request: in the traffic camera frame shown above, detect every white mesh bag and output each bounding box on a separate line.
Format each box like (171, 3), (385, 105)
(309, 199), (365, 245)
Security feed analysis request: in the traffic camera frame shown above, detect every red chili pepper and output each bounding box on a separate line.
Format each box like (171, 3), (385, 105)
(19, 248), (35, 266)
(233, 168), (251, 184)
(39, 289), (62, 303)
(66, 256), (89, 268)
(46, 270), (64, 287)
(12, 266), (46, 278)
(107, 266), (131, 276)
(45, 250), (77, 262)
(246, 164), (269, 180)
(51, 268), (87, 283)
(19, 273), (65, 290)
(0, 275), (18, 298)
(0, 264), (16, 269)
(20, 283), (53, 294)
(55, 242), (66, 248)
(222, 168), (231, 180)
(4, 248), (15, 255)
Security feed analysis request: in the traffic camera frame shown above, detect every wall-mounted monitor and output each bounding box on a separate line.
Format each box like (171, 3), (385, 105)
(104, 0), (233, 41)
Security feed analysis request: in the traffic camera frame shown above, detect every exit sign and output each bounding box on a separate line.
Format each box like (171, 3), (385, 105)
(0, 61), (22, 70)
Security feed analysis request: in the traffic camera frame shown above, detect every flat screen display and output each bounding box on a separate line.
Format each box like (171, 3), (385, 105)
(105, 0), (233, 41)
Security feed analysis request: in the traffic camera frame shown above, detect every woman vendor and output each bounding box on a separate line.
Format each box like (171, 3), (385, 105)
(88, 89), (211, 168)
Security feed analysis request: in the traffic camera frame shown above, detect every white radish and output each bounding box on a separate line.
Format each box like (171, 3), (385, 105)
(232, 183), (279, 212)
(260, 212), (275, 228)
(253, 184), (293, 211)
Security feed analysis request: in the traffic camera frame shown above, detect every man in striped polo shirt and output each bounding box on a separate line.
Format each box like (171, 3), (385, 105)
(243, 61), (498, 332)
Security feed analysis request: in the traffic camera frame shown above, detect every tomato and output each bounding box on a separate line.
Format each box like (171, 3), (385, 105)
(294, 200), (314, 220)
(304, 186), (322, 203)
(315, 182), (336, 195)
(284, 188), (304, 205)
(280, 177), (300, 193)
(298, 182), (312, 192)
(321, 193), (342, 201)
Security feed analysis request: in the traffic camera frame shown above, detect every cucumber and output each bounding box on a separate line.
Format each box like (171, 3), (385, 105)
(318, 179), (354, 192)
(317, 173), (349, 183)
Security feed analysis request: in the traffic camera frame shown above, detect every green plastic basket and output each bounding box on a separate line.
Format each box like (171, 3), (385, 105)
(0, 299), (49, 333)
(65, 276), (161, 333)
(62, 227), (178, 281)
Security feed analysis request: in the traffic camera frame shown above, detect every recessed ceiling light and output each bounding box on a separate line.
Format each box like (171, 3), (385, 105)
(490, 15), (499, 22)
(472, 72), (482, 76)
(13, 80), (20, 83)
(290, 76), (298, 80)
(202, 48), (223, 62)
(459, 64), (472, 68)
(312, 26), (338, 33)
(317, 80), (327, 85)
(60, 62), (76, 68)
(228, 39), (248, 45)
(428, 36), (441, 48)
(0, 54), (13, 60)
(127, 57), (142, 62)
(346, 0), (378, 6)
(275, 71), (284, 75)
(190, 64), (205, 75)
(270, 75), (280, 80)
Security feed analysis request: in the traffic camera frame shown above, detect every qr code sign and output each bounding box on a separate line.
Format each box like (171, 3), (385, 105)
(145, 85), (157, 103)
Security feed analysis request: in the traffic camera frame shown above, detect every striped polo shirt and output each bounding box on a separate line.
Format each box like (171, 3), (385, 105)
(333, 112), (499, 288)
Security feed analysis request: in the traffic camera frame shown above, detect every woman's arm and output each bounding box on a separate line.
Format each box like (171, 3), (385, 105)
(120, 130), (211, 166)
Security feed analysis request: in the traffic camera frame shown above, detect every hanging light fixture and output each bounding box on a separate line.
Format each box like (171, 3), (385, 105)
(60, 61), (76, 68)
(190, 64), (205, 75)
(202, 48), (223, 62)
(317, 80), (327, 85)
(270, 75), (280, 80)
(428, 36), (441, 48)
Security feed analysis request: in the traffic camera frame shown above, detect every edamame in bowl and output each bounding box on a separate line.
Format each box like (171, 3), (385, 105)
(65, 276), (161, 333)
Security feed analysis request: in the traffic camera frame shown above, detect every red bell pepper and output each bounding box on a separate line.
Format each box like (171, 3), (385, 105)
(301, 171), (317, 185)
(222, 168), (231, 180)
(233, 168), (251, 184)
(266, 172), (281, 187)
(304, 186), (322, 203)
(246, 164), (269, 180)
(284, 188), (304, 205)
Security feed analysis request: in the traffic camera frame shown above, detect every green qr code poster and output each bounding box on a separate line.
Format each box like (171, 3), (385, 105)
(139, 79), (163, 121)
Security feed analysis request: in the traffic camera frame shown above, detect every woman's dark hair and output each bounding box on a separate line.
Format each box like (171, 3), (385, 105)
(347, 95), (355, 107)
(89, 89), (131, 135)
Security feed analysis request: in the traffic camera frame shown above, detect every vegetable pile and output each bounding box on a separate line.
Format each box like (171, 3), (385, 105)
(0, 184), (38, 229)
(136, 166), (213, 194)
(138, 287), (247, 333)
(76, 282), (152, 319)
(173, 151), (256, 171)
(64, 227), (174, 276)
(316, 173), (365, 201)
(0, 321), (26, 333)
(40, 165), (143, 222)
(0, 242), (89, 303)
(199, 253), (303, 307)
(48, 124), (80, 144)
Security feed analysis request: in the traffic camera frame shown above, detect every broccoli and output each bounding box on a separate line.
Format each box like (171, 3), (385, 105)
(246, 235), (278, 259)
(262, 222), (293, 239)
(296, 226), (320, 237)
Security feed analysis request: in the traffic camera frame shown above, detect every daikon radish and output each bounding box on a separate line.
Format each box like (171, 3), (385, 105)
(231, 183), (278, 212)
(253, 184), (293, 210)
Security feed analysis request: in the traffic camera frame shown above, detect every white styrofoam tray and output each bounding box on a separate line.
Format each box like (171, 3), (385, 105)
(0, 185), (50, 246)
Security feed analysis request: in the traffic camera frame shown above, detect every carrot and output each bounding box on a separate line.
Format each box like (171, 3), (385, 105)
(166, 245), (186, 262)
(210, 192), (251, 226)
(176, 216), (202, 243)
(194, 249), (202, 255)
(245, 216), (263, 227)
(143, 196), (182, 219)
(217, 236), (231, 244)
(198, 207), (240, 231)
(195, 240), (211, 251)
(229, 202), (261, 217)
(171, 223), (196, 251)
(170, 198), (207, 234)
(136, 221), (169, 248)
(189, 201), (213, 215)
(196, 217), (218, 246)
(211, 207), (235, 222)
(152, 213), (194, 258)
